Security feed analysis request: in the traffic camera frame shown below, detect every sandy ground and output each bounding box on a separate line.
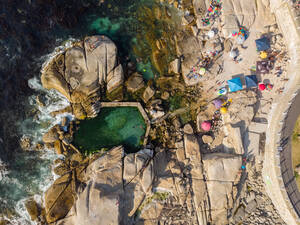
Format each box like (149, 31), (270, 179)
(203, 27), (290, 103)
(193, 3), (291, 145)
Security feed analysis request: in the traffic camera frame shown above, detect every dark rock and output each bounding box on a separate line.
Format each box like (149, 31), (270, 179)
(42, 125), (59, 143)
(54, 163), (70, 176)
(44, 173), (75, 223)
(126, 72), (145, 92)
(142, 86), (155, 103)
(25, 198), (39, 221)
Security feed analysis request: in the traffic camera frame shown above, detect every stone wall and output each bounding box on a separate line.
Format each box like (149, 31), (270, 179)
(100, 102), (151, 146)
(263, 0), (300, 224)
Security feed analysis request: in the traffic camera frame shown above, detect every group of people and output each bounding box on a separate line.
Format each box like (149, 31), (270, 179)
(202, 0), (222, 27)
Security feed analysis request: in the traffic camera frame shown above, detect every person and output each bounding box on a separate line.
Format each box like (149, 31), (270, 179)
(218, 87), (227, 95)
(266, 84), (273, 91)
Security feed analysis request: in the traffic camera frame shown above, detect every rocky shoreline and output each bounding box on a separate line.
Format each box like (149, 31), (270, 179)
(0, 0), (296, 224)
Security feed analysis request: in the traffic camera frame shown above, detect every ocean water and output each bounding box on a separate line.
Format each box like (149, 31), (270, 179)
(0, 77), (70, 224)
(0, 0), (181, 223)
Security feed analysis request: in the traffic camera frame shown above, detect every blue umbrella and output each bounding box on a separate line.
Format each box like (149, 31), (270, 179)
(245, 75), (258, 88)
(227, 77), (243, 92)
(255, 37), (270, 51)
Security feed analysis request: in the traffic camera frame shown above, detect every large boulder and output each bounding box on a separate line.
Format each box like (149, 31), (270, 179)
(41, 35), (124, 118)
(49, 139), (243, 225)
(202, 153), (242, 224)
(42, 125), (59, 143)
(176, 35), (202, 86)
(126, 72), (145, 92)
(55, 146), (154, 225)
(44, 173), (75, 223)
(142, 86), (155, 103)
(106, 64), (124, 92)
(203, 153), (242, 183)
(25, 198), (40, 221)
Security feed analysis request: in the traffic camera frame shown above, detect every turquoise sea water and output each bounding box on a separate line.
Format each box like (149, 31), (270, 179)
(78, 0), (180, 79)
(73, 107), (146, 154)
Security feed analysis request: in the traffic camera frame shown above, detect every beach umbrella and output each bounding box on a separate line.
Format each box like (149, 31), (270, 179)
(227, 77), (243, 92)
(259, 83), (266, 91)
(245, 75), (258, 88)
(213, 99), (223, 109)
(220, 107), (228, 114)
(201, 121), (211, 131)
(260, 51), (268, 59)
(255, 37), (270, 51)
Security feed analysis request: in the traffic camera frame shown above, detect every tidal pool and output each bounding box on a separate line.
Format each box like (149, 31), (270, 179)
(73, 107), (147, 154)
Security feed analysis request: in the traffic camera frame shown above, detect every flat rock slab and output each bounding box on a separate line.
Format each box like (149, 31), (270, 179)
(243, 131), (261, 158)
(248, 122), (267, 133)
(202, 153), (242, 182)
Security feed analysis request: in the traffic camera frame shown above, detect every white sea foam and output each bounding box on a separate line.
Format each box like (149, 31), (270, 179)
(0, 160), (9, 181)
(23, 77), (74, 144)
(8, 39), (77, 224)
(40, 38), (78, 74)
(15, 199), (34, 225)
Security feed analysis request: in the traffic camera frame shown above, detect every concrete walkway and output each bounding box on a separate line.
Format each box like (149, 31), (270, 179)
(263, 0), (300, 224)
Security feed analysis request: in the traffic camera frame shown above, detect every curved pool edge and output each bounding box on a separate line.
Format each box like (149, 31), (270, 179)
(263, 1), (300, 224)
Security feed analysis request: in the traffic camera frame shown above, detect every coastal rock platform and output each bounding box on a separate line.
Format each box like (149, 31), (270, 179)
(41, 35), (124, 119)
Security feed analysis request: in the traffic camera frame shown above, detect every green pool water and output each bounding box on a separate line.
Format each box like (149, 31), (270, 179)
(73, 107), (147, 154)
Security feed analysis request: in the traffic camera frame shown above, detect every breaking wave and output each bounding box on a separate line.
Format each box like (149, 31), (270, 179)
(0, 40), (75, 224)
